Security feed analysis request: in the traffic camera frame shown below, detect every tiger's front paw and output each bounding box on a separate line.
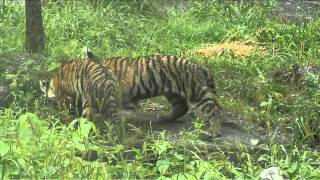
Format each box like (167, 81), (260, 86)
(208, 120), (222, 139)
(82, 107), (95, 120)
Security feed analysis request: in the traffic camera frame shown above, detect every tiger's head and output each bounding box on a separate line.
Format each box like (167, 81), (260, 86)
(39, 79), (56, 98)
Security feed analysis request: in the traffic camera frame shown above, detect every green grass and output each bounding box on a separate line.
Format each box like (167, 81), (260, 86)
(1, 0), (320, 179)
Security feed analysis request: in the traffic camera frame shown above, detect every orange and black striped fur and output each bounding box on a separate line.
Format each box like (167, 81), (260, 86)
(100, 54), (221, 133)
(40, 59), (119, 122)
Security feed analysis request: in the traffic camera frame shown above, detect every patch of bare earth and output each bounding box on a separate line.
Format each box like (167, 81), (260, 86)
(194, 41), (266, 58)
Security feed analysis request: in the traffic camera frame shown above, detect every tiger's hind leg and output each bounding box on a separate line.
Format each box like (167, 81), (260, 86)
(190, 88), (221, 137)
(156, 94), (189, 122)
(122, 100), (141, 111)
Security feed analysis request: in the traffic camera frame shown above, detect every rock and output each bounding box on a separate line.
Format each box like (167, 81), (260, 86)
(259, 167), (284, 180)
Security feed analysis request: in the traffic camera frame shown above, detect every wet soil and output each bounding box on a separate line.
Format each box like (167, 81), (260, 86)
(122, 108), (289, 154)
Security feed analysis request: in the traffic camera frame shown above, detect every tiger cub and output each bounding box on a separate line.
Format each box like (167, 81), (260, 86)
(40, 59), (119, 123)
(98, 54), (222, 135)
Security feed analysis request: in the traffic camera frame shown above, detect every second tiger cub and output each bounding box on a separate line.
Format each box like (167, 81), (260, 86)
(40, 59), (119, 123)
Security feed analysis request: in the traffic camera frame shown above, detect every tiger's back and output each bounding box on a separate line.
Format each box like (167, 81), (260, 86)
(104, 55), (216, 98)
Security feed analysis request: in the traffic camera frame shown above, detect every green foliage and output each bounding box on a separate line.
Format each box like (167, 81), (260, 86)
(0, 53), (48, 108)
(0, 0), (320, 179)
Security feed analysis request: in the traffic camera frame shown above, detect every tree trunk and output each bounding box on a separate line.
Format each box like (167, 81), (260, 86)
(0, 83), (10, 110)
(25, 0), (45, 53)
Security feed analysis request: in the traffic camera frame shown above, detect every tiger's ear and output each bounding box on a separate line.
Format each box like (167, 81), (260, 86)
(40, 79), (56, 98)
(39, 80), (49, 96)
(84, 47), (95, 59)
